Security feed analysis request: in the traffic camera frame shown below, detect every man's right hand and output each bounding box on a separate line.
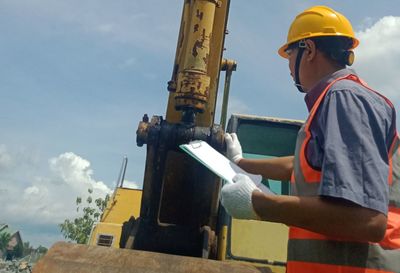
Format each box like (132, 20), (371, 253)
(224, 133), (243, 164)
(221, 174), (261, 220)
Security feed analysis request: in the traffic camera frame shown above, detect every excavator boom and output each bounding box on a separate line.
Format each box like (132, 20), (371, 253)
(33, 1), (238, 272)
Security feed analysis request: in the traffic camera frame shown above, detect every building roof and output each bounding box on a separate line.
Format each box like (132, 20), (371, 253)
(0, 226), (13, 236)
(0, 224), (8, 233)
(0, 224), (21, 242)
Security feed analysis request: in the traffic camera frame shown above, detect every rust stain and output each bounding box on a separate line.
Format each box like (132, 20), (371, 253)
(179, 22), (186, 48)
(203, 53), (209, 65)
(202, 29), (206, 39)
(205, 87), (210, 97)
(196, 9), (204, 20)
(192, 29), (206, 58)
(192, 40), (202, 57)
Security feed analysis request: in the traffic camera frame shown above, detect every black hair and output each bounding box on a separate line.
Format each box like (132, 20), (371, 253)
(311, 36), (354, 66)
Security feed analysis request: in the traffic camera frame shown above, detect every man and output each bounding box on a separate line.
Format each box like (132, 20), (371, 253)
(221, 6), (400, 273)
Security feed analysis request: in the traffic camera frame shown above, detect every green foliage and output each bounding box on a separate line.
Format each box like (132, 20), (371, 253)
(22, 241), (34, 256)
(22, 241), (47, 257)
(12, 241), (23, 258)
(59, 189), (110, 244)
(0, 232), (11, 252)
(36, 245), (48, 254)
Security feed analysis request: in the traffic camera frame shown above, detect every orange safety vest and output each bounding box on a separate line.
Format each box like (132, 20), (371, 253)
(288, 74), (400, 273)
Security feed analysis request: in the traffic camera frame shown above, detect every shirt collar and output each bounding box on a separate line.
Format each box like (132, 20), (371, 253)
(304, 68), (356, 112)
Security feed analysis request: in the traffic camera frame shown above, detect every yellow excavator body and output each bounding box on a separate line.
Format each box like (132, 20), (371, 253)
(35, 180), (291, 273)
(87, 187), (142, 248)
(34, 116), (301, 273)
(33, 1), (301, 272)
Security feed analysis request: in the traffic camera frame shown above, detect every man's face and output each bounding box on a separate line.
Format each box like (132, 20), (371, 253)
(285, 47), (299, 81)
(285, 39), (321, 93)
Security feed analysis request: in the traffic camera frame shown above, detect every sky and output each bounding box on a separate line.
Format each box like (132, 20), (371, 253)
(0, 0), (400, 248)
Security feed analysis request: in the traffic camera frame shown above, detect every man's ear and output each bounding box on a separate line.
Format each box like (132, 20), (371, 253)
(304, 39), (317, 61)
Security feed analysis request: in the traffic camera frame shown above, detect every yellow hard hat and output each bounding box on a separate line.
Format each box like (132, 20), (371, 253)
(278, 6), (359, 58)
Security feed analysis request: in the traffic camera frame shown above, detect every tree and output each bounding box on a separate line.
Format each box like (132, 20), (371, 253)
(12, 241), (23, 258)
(59, 189), (110, 244)
(36, 245), (48, 254)
(22, 241), (34, 256)
(0, 232), (11, 252)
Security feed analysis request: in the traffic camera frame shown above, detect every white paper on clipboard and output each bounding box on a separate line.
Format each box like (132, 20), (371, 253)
(179, 140), (274, 194)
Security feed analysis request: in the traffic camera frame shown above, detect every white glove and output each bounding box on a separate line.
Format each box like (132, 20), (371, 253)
(224, 133), (243, 164)
(221, 174), (261, 220)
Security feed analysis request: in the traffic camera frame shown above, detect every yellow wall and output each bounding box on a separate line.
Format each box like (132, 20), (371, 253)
(88, 223), (123, 248)
(88, 188), (142, 248)
(230, 219), (288, 264)
(101, 188), (142, 223)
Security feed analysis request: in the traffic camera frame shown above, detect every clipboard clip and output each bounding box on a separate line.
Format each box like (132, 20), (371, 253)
(189, 140), (203, 149)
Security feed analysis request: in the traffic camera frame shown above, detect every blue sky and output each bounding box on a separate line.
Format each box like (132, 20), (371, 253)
(0, 1), (399, 248)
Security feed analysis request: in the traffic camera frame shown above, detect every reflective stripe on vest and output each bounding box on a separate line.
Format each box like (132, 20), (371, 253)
(288, 74), (400, 273)
(287, 261), (395, 273)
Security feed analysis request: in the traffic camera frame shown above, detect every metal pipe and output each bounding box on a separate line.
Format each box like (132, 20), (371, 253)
(220, 58), (237, 130)
(116, 156), (128, 188)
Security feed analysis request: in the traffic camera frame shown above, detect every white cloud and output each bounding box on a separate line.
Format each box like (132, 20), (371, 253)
(123, 180), (141, 189)
(24, 186), (40, 196)
(49, 152), (110, 197)
(0, 144), (13, 170)
(0, 148), (112, 246)
(354, 16), (400, 103)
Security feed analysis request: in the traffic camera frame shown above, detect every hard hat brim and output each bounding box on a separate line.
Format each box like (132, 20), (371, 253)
(278, 35), (359, 59)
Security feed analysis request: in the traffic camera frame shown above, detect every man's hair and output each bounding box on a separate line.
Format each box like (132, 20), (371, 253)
(311, 36), (354, 66)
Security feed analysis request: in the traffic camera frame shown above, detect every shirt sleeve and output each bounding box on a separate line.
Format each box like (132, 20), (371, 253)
(317, 87), (392, 215)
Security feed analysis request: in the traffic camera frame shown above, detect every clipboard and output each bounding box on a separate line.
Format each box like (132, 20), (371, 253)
(179, 140), (274, 194)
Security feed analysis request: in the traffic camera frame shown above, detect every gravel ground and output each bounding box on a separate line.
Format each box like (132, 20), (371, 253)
(0, 260), (32, 273)
(0, 253), (44, 273)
